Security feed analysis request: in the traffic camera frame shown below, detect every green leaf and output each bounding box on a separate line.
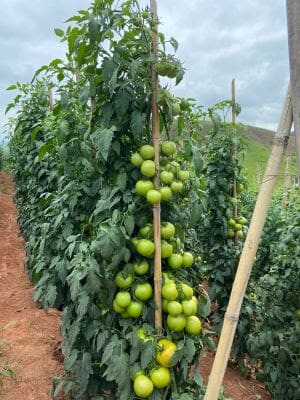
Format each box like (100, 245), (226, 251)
(76, 352), (93, 392)
(115, 90), (130, 120)
(192, 146), (203, 173)
(131, 111), (146, 137)
(116, 172), (127, 192)
(170, 37), (178, 52)
(88, 14), (99, 44)
(124, 215), (134, 236)
(184, 338), (195, 361)
(140, 341), (155, 369)
(5, 103), (14, 114)
(77, 293), (89, 318)
(92, 127), (115, 161)
(189, 203), (202, 227)
(6, 84), (17, 91)
(54, 28), (64, 37)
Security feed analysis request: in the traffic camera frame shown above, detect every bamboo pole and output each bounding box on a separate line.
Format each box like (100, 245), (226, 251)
(282, 155), (291, 208)
(286, 0), (300, 185)
(231, 79), (238, 245)
(203, 83), (293, 400)
(48, 89), (54, 110)
(150, 0), (162, 335)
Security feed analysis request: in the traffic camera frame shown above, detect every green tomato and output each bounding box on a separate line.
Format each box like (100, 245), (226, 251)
(150, 367), (171, 389)
(170, 180), (183, 193)
(162, 283), (178, 301)
(161, 240), (173, 258)
(162, 298), (169, 312)
(182, 252), (194, 267)
(237, 230), (244, 239)
(161, 141), (177, 156)
(168, 253), (183, 269)
(141, 160), (156, 177)
(181, 283), (193, 299)
(227, 229), (235, 238)
(228, 218), (236, 227)
(181, 299), (197, 316)
(185, 315), (202, 335)
(139, 224), (153, 238)
(161, 222), (175, 239)
(234, 223), (243, 231)
(134, 282), (153, 301)
(115, 272), (134, 288)
(136, 239), (155, 257)
(172, 103), (181, 116)
(112, 299), (125, 313)
(178, 170), (190, 182)
(167, 301), (183, 316)
(237, 216), (248, 225)
(140, 144), (154, 160)
(134, 375), (154, 398)
(167, 314), (186, 332)
(159, 186), (173, 201)
(237, 183), (245, 193)
(135, 180), (154, 197)
(160, 170), (174, 185)
(127, 301), (143, 318)
(146, 189), (161, 205)
(131, 152), (144, 167)
(115, 292), (131, 308)
(134, 260), (149, 275)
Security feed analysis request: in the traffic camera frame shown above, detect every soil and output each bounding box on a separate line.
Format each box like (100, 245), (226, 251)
(0, 171), (272, 400)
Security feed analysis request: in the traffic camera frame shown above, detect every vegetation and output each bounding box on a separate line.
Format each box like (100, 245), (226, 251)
(5, 1), (299, 399)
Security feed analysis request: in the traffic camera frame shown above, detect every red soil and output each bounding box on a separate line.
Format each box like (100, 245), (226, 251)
(0, 172), (272, 400)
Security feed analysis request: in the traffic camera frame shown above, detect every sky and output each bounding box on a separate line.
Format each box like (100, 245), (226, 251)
(0, 0), (290, 142)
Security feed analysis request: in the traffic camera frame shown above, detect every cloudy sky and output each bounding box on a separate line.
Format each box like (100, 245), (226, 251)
(0, 0), (290, 142)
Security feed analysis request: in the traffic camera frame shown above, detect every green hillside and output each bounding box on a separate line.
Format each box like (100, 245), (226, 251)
(240, 125), (297, 190)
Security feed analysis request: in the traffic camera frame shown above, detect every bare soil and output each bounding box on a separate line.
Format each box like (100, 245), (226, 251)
(0, 172), (272, 400)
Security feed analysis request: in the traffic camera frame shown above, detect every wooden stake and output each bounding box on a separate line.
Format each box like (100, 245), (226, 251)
(231, 79), (238, 245)
(48, 89), (54, 110)
(203, 83), (293, 400)
(150, 0), (162, 335)
(282, 155), (291, 208)
(287, 0), (300, 185)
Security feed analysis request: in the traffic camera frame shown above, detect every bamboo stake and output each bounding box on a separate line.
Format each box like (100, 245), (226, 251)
(150, 0), (162, 335)
(286, 0), (300, 185)
(282, 155), (291, 208)
(48, 89), (54, 110)
(203, 83), (293, 400)
(231, 79), (238, 245)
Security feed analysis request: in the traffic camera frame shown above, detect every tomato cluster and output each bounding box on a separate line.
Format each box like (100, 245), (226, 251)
(227, 215), (248, 240)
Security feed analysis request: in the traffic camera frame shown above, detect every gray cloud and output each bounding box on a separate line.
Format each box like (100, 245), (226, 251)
(0, 0), (290, 142)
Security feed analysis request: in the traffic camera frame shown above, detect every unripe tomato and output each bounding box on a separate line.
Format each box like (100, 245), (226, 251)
(166, 161), (180, 175)
(227, 229), (235, 238)
(133, 375), (154, 398)
(160, 170), (174, 185)
(167, 314), (186, 332)
(115, 291), (131, 308)
(181, 299), (197, 316)
(141, 160), (156, 177)
(135, 180), (154, 197)
(237, 230), (244, 239)
(237, 183), (244, 193)
(237, 216), (248, 225)
(136, 239), (155, 257)
(160, 186), (173, 201)
(112, 299), (125, 313)
(140, 144), (154, 160)
(162, 298), (169, 312)
(131, 152), (144, 167)
(168, 253), (183, 269)
(170, 180), (183, 193)
(134, 260), (149, 275)
(182, 252), (194, 267)
(150, 367), (171, 389)
(228, 218), (236, 227)
(139, 224), (153, 238)
(161, 240), (173, 258)
(162, 283), (178, 301)
(135, 282), (153, 301)
(156, 339), (177, 367)
(172, 103), (181, 116)
(130, 237), (139, 248)
(121, 310), (130, 318)
(234, 223), (242, 231)
(115, 272), (133, 288)
(127, 301), (143, 318)
(185, 315), (202, 335)
(167, 300), (183, 316)
(181, 283), (193, 299)
(146, 189), (161, 205)
(161, 222), (175, 239)
(178, 170), (189, 182)
(161, 141), (177, 156)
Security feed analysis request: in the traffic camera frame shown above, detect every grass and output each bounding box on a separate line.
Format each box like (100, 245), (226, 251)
(0, 341), (16, 388)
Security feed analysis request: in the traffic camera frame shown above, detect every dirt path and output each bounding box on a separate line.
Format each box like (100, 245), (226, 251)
(0, 172), (63, 400)
(0, 171), (271, 400)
